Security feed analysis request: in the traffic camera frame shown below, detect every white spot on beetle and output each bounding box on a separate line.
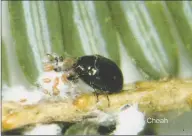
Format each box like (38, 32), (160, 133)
(91, 68), (97, 75)
(77, 65), (85, 71)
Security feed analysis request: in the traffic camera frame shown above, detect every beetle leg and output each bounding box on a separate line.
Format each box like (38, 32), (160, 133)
(93, 93), (110, 107)
(94, 91), (110, 107)
(67, 73), (79, 83)
(93, 93), (99, 103)
(106, 95), (110, 107)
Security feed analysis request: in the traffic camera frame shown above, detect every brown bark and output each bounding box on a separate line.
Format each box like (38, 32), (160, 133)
(2, 78), (192, 132)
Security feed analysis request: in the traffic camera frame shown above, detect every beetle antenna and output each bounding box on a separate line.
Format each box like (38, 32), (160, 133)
(106, 95), (110, 107)
(55, 57), (58, 66)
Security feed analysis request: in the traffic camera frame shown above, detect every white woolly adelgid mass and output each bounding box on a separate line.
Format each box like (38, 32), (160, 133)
(2, 71), (67, 135)
(2, 85), (44, 105)
(2, 85), (62, 135)
(37, 71), (70, 99)
(2, 71), (71, 104)
(113, 104), (145, 135)
(2, 61), (71, 135)
(23, 124), (62, 135)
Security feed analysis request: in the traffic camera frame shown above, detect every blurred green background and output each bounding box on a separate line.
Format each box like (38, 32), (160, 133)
(2, 1), (192, 135)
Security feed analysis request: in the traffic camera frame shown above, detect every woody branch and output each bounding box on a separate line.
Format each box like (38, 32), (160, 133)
(2, 78), (192, 132)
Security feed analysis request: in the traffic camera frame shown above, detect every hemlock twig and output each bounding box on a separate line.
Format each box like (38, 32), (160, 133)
(2, 78), (192, 132)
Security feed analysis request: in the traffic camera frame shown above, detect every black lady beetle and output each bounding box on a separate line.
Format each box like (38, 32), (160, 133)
(68, 55), (124, 95)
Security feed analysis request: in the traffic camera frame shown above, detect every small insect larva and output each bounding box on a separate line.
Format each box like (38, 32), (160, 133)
(43, 78), (51, 83)
(43, 64), (54, 72)
(53, 77), (59, 87)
